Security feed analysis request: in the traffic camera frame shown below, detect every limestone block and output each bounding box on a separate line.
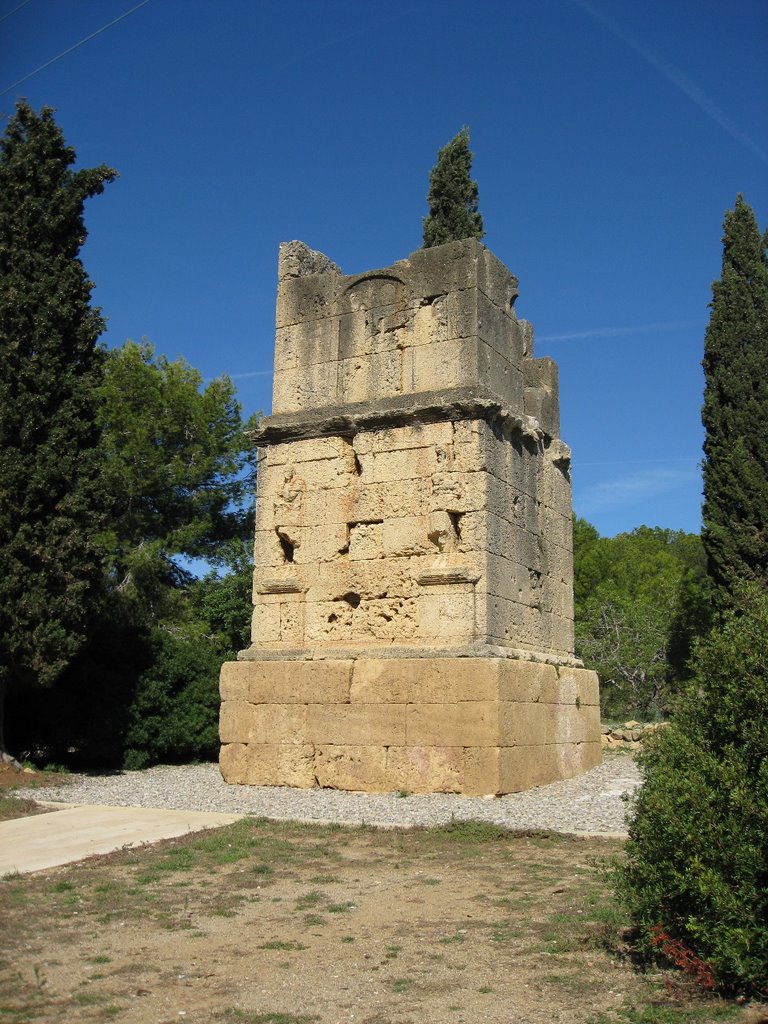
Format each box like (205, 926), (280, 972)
(276, 272), (338, 329)
(304, 601), (354, 644)
(411, 297), (449, 348)
(279, 601), (305, 645)
(220, 701), (308, 744)
(250, 603), (281, 643)
(477, 339), (521, 409)
(314, 744), (389, 791)
(497, 660), (559, 703)
(498, 701), (550, 746)
(219, 660), (353, 704)
(351, 479), (424, 522)
(350, 657), (502, 704)
(338, 349), (403, 405)
(272, 362), (339, 414)
(278, 240), (340, 282)
(551, 704), (600, 745)
(354, 421), (454, 455)
(307, 704), (407, 745)
(385, 745), (464, 794)
(220, 742), (316, 787)
(407, 702), (500, 746)
(382, 515), (432, 557)
(524, 357), (560, 438)
(555, 667), (601, 707)
(359, 597), (418, 640)
(428, 470), (487, 513)
(518, 319), (534, 357)
(337, 310), (370, 361)
(348, 520), (384, 560)
(554, 740), (602, 778)
(274, 317), (340, 372)
(267, 435), (354, 467)
(411, 336), (478, 393)
(296, 523), (350, 564)
(475, 288), (519, 363)
(374, 446), (441, 484)
(476, 244), (520, 315)
(219, 742), (248, 784)
(445, 287), (479, 340)
(498, 745), (565, 793)
(407, 239), (482, 301)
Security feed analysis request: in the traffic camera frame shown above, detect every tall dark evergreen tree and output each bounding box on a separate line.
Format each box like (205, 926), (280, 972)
(0, 102), (115, 761)
(422, 128), (484, 248)
(701, 195), (768, 609)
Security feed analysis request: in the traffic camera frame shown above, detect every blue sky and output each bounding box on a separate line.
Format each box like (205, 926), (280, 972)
(2, 0), (766, 538)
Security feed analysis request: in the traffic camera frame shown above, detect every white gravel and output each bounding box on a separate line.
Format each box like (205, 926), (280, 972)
(33, 753), (641, 836)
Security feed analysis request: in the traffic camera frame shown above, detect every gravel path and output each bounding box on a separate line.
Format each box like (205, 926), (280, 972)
(32, 753), (641, 836)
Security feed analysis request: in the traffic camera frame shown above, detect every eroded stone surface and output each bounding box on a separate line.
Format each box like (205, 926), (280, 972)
(221, 239), (600, 794)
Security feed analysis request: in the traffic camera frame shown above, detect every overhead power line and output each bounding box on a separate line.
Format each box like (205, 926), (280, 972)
(0, 0), (152, 99)
(0, 0), (34, 26)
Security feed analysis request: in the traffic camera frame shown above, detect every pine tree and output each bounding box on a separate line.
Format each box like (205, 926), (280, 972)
(422, 128), (484, 248)
(701, 195), (768, 609)
(0, 102), (115, 761)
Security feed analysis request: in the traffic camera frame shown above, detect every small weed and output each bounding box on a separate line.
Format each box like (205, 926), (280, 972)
(385, 945), (402, 959)
(223, 1011), (320, 1023)
(257, 941), (308, 952)
(303, 913), (325, 926)
(391, 978), (412, 993)
(438, 932), (466, 944)
(295, 890), (324, 909)
(478, 986), (493, 994)
(340, 936), (355, 944)
(327, 902), (354, 914)
(252, 863), (274, 878)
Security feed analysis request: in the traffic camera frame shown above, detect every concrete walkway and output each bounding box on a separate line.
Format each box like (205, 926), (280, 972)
(0, 804), (244, 875)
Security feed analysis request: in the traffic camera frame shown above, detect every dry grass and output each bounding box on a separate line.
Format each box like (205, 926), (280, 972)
(0, 816), (755, 1023)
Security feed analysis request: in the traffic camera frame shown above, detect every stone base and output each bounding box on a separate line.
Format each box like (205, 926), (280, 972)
(219, 657), (600, 796)
(218, 659), (602, 794)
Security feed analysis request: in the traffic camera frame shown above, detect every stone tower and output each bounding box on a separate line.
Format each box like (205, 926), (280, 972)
(219, 239), (600, 794)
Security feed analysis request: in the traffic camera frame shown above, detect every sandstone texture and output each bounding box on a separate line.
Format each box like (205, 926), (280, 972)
(220, 238), (600, 794)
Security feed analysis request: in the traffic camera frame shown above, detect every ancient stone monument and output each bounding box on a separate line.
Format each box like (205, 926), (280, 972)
(219, 238), (600, 794)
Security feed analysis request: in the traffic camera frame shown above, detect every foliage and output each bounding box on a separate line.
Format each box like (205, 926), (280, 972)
(0, 102), (115, 755)
(97, 339), (257, 614)
(701, 195), (768, 610)
(5, 342), (257, 768)
(121, 627), (224, 769)
(616, 583), (768, 997)
(422, 128), (484, 248)
(573, 520), (709, 718)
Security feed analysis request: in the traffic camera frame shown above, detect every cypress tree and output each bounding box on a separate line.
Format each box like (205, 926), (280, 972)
(701, 195), (768, 608)
(422, 128), (484, 248)
(0, 102), (115, 761)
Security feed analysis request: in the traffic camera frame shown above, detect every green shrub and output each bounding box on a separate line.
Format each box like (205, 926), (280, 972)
(616, 584), (768, 997)
(122, 629), (222, 769)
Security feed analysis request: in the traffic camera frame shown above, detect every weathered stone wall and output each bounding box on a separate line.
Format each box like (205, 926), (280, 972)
(221, 659), (600, 795)
(220, 238), (601, 794)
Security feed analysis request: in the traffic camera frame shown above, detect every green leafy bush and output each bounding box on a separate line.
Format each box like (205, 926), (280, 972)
(122, 629), (222, 770)
(616, 584), (768, 997)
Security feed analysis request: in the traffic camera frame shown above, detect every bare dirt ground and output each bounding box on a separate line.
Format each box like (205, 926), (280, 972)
(0, 814), (749, 1024)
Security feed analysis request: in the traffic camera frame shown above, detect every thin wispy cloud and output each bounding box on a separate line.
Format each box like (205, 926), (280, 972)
(575, 465), (699, 518)
(573, 0), (768, 166)
(202, 369), (273, 384)
(538, 319), (698, 343)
